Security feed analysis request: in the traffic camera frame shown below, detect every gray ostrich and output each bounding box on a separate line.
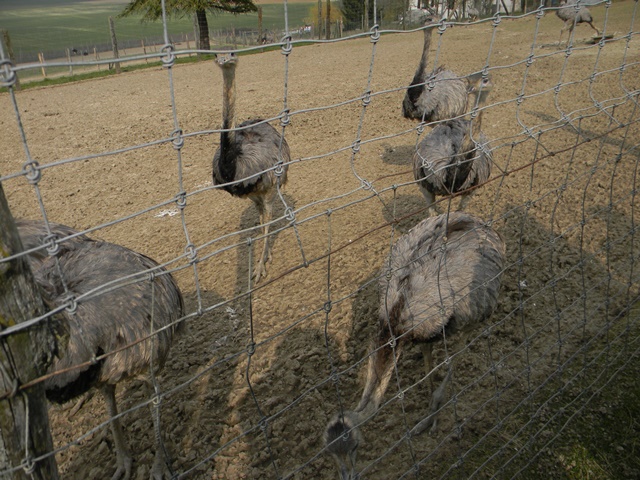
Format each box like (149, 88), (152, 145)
(212, 53), (290, 282)
(402, 16), (482, 123)
(324, 212), (505, 479)
(467, 6), (480, 21)
(413, 74), (493, 216)
(556, 0), (600, 45)
(17, 219), (184, 480)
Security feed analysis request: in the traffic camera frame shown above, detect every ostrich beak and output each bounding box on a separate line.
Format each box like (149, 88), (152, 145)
(330, 449), (358, 480)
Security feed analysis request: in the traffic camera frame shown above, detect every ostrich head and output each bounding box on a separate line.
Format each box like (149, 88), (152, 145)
(324, 411), (362, 480)
(214, 52), (238, 71)
(468, 74), (493, 108)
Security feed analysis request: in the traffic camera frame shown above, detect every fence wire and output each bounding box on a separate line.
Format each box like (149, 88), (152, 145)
(1, 0), (639, 478)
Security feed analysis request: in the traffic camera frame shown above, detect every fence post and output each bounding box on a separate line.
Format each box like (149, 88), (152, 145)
(66, 48), (73, 76)
(141, 39), (148, 63)
(37, 53), (46, 80)
(108, 16), (121, 74)
(0, 184), (59, 479)
(1, 30), (20, 91)
(258, 6), (263, 45)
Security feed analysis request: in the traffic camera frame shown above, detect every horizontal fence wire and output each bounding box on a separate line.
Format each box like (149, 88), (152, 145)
(0, 0), (639, 478)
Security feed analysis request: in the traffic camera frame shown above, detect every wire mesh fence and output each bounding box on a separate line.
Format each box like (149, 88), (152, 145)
(1, 0), (639, 478)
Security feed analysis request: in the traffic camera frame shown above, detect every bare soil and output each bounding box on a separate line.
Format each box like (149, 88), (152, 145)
(1, 3), (639, 479)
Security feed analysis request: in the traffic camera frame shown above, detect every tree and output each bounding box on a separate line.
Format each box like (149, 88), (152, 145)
(305, 3), (344, 35)
(119, 0), (258, 51)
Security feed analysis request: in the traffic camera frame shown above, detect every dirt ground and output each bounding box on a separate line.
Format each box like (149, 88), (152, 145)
(1, 2), (640, 479)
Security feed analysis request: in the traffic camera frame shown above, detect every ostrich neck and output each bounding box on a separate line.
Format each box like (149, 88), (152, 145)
(416, 26), (434, 80)
(221, 67), (237, 152)
(463, 107), (484, 153)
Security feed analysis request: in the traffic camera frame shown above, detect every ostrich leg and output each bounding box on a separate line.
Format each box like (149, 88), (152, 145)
(251, 196), (273, 282)
(100, 384), (133, 480)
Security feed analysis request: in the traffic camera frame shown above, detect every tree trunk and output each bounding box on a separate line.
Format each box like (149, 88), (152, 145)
(364, 0), (369, 30)
(317, 0), (322, 39)
(108, 17), (121, 74)
(195, 8), (210, 50)
(0, 184), (59, 479)
(326, 0), (331, 40)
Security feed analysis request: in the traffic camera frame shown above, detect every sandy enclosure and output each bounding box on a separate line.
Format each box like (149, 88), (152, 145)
(1, 3), (640, 479)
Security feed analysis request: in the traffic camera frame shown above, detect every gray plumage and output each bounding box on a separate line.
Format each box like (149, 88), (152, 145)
(402, 17), (482, 123)
(467, 6), (479, 21)
(556, 0), (599, 45)
(17, 219), (184, 480)
(413, 75), (493, 215)
(212, 53), (290, 282)
(325, 212), (505, 477)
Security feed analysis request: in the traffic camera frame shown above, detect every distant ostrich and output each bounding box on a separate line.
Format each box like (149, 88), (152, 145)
(324, 212), (505, 478)
(212, 52), (290, 282)
(556, 0), (600, 45)
(17, 219), (184, 480)
(413, 74), (493, 216)
(402, 16), (483, 123)
(467, 6), (480, 21)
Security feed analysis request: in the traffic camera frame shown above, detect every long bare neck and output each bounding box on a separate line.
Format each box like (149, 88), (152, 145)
(463, 93), (486, 152)
(221, 66), (237, 147)
(416, 26), (434, 80)
(356, 306), (405, 417)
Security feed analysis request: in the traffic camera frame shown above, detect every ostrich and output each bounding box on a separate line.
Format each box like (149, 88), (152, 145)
(212, 52), (291, 282)
(324, 212), (505, 478)
(467, 6), (480, 22)
(413, 74), (493, 216)
(556, 0), (600, 45)
(17, 219), (184, 480)
(402, 16), (483, 124)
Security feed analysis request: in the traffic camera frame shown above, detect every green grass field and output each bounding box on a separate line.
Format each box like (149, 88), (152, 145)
(0, 0), (316, 62)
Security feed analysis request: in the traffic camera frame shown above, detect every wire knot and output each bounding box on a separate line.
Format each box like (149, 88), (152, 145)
(0, 59), (17, 88)
(161, 44), (175, 68)
(45, 234), (60, 256)
(362, 90), (371, 106)
(22, 456), (35, 475)
(280, 35), (292, 55)
(185, 243), (197, 262)
(525, 54), (534, 67)
(65, 296), (78, 314)
(492, 13), (501, 27)
(284, 206), (295, 222)
(175, 191), (187, 209)
(22, 160), (41, 184)
(369, 25), (380, 43)
(280, 109), (291, 127)
(172, 129), (184, 150)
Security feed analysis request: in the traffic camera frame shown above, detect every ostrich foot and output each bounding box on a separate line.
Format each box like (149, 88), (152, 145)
(110, 454), (133, 480)
(410, 412), (439, 436)
(64, 390), (95, 418)
(150, 450), (172, 480)
(252, 261), (268, 283)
